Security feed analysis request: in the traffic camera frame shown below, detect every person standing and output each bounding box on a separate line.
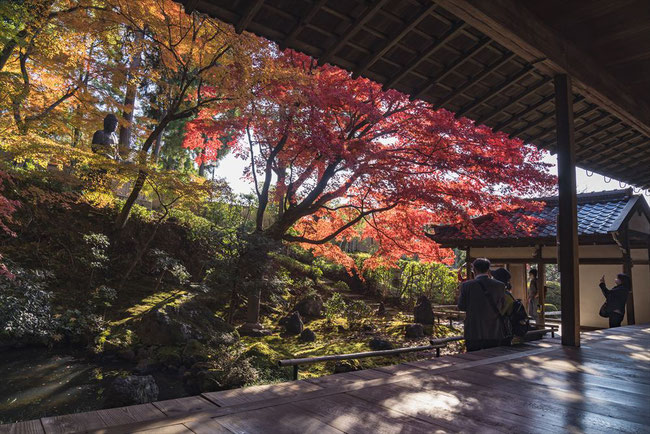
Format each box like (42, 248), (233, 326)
(599, 274), (631, 328)
(527, 268), (539, 323)
(458, 258), (507, 351)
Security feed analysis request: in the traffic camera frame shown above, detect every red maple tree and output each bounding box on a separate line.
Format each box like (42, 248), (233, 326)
(184, 49), (555, 271)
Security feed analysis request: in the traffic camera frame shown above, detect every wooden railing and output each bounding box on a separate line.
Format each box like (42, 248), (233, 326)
(278, 336), (464, 380)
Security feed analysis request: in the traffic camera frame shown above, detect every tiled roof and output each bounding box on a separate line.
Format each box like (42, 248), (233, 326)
(429, 189), (643, 245)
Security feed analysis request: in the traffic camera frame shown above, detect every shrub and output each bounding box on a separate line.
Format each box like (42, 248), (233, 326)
(313, 257), (348, 282)
(333, 281), (349, 292)
(149, 249), (190, 290)
(272, 253), (323, 281)
(82, 232), (110, 285)
(345, 300), (373, 328)
(545, 281), (561, 310)
(324, 292), (347, 321)
(0, 267), (57, 341)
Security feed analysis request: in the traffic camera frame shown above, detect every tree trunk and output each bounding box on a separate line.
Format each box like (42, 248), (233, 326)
(118, 30), (144, 158)
(115, 169), (147, 229)
(152, 128), (164, 162)
(115, 117), (170, 229)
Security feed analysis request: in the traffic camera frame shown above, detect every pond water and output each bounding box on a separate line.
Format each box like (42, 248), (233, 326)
(0, 348), (187, 424)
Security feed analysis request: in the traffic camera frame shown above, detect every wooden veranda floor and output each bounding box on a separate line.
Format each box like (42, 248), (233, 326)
(2, 325), (649, 434)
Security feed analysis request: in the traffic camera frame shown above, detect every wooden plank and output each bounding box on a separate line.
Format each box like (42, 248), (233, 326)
(41, 411), (107, 434)
(303, 371), (366, 389)
(555, 74), (580, 347)
(202, 380), (322, 407)
(372, 362), (428, 376)
(475, 358), (650, 402)
(439, 368), (650, 432)
(152, 396), (217, 418)
(96, 404), (165, 426)
(290, 393), (445, 433)
(454, 362), (650, 424)
(135, 424), (193, 434)
(390, 375), (602, 433)
(347, 368), (393, 381)
(0, 420), (44, 434)
(347, 382), (540, 433)
(182, 419), (232, 434)
(87, 346), (558, 434)
(212, 404), (344, 434)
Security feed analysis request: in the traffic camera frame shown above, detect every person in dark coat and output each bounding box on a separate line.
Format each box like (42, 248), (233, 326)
(458, 258), (506, 351)
(599, 273), (630, 328)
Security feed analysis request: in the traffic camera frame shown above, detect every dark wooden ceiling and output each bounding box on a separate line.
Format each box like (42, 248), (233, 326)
(523, 0), (650, 101)
(175, 0), (650, 189)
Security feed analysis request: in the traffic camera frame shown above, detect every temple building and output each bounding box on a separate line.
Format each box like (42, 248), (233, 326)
(428, 189), (650, 329)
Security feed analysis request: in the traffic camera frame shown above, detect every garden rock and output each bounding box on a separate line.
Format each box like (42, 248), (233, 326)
(106, 375), (159, 406)
(414, 295), (435, 325)
(299, 328), (316, 342)
(369, 337), (393, 351)
(237, 323), (271, 337)
(405, 323), (424, 339)
(136, 298), (236, 346)
(294, 294), (324, 318)
(376, 302), (386, 315)
(283, 311), (304, 335)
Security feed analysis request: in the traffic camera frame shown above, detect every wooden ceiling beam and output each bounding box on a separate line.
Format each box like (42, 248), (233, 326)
(318, 0), (390, 66)
(492, 94), (554, 132)
(436, 0), (650, 138)
(353, 3), (439, 78)
(475, 77), (551, 125)
(508, 96), (586, 139)
(279, 0), (327, 51)
(235, 0), (265, 34)
(434, 52), (516, 109)
(583, 133), (646, 163)
(574, 119), (623, 146)
(533, 108), (608, 144)
(411, 37), (491, 101)
(455, 65), (534, 118)
(383, 21), (467, 90)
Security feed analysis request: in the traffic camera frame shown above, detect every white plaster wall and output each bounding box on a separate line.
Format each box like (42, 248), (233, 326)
(471, 247), (536, 259)
(578, 245), (622, 258)
(629, 211), (650, 234)
(632, 252), (650, 324)
(631, 248), (648, 261)
(542, 246), (557, 259)
(508, 264), (527, 301)
(579, 264), (622, 328)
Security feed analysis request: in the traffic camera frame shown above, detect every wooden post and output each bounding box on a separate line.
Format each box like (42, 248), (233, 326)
(622, 225), (636, 325)
(465, 247), (472, 279)
(537, 258), (546, 328)
(555, 74), (580, 347)
(533, 245), (546, 327)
